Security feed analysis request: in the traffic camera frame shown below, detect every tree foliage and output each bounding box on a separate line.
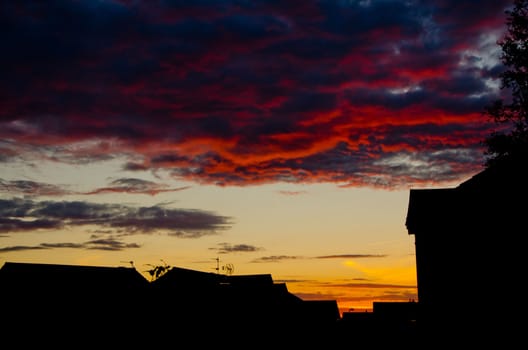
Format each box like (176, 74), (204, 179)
(145, 260), (171, 281)
(484, 0), (528, 167)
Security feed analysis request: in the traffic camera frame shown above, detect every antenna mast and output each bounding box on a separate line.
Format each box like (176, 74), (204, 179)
(121, 260), (134, 268)
(213, 257), (234, 275)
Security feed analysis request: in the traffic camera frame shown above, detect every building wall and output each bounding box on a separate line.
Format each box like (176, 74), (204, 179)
(407, 163), (526, 339)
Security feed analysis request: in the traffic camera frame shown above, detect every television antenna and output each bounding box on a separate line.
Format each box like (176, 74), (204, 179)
(121, 260), (134, 268)
(214, 257), (220, 274)
(212, 257), (234, 275)
(222, 263), (235, 276)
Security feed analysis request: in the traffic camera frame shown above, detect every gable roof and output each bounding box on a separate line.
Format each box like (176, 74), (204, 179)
(405, 188), (457, 235)
(151, 265), (275, 290)
(456, 159), (528, 192)
(405, 160), (527, 235)
(303, 300), (341, 321)
(0, 261), (149, 292)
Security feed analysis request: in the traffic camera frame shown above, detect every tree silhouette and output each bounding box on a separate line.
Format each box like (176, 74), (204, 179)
(483, 0), (528, 167)
(145, 259), (171, 281)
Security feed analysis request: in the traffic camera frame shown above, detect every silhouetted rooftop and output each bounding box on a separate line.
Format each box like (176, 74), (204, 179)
(406, 160), (528, 235)
(0, 261), (149, 291)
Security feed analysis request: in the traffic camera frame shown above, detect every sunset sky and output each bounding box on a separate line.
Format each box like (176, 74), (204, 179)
(0, 0), (513, 314)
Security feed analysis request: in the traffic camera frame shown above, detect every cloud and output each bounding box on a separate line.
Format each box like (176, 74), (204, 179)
(0, 177), (189, 197)
(83, 178), (192, 196)
(0, 0), (512, 189)
(0, 198), (233, 236)
(251, 253), (388, 263)
(0, 179), (72, 197)
(0, 237), (141, 253)
(209, 242), (263, 254)
(315, 254), (387, 259)
(277, 190), (308, 196)
(82, 237), (142, 251)
(0, 245), (48, 253)
(333, 282), (417, 289)
(251, 255), (301, 263)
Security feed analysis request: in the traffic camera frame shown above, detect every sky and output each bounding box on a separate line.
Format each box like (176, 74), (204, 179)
(0, 0), (513, 314)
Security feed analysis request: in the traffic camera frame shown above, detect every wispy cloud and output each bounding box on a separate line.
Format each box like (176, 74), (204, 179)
(0, 179), (73, 197)
(315, 254), (387, 259)
(332, 282), (417, 289)
(83, 178), (192, 196)
(251, 253), (388, 263)
(0, 245), (48, 253)
(209, 242), (263, 254)
(251, 255), (302, 263)
(0, 237), (142, 253)
(0, 177), (191, 197)
(277, 190), (308, 196)
(0, 198), (232, 237)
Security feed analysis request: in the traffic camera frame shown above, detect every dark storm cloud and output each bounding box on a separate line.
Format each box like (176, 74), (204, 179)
(430, 0), (511, 31)
(343, 70), (496, 114)
(0, 0), (513, 188)
(321, 0), (426, 37)
(422, 73), (490, 97)
(272, 91), (338, 114)
(0, 198), (232, 235)
(381, 122), (491, 151)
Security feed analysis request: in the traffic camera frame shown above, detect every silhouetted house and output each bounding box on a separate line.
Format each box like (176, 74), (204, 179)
(405, 160), (526, 337)
(149, 266), (306, 328)
(0, 261), (150, 341)
(0, 261), (149, 290)
(339, 302), (416, 335)
(341, 309), (376, 324)
(373, 301), (417, 321)
(0, 261), (342, 343)
(144, 265), (342, 343)
(372, 301), (417, 332)
(302, 300), (341, 324)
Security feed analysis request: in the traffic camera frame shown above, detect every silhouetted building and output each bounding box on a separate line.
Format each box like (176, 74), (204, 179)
(0, 261), (150, 344)
(302, 300), (340, 322)
(373, 301), (417, 322)
(339, 301), (417, 335)
(405, 160), (526, 340)
(0, 261), (341, 345)
(148, 265), (306, 328)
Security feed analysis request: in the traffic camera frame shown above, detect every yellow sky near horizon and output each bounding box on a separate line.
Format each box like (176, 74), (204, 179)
(0, 172), (421, 314)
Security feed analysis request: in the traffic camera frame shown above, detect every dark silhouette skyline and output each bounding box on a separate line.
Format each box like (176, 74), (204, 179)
(0, 260), (418, 347)
(1, 156), (524, 347)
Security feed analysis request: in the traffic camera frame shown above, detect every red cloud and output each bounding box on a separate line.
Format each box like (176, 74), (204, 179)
(0, 0), (511, 189)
